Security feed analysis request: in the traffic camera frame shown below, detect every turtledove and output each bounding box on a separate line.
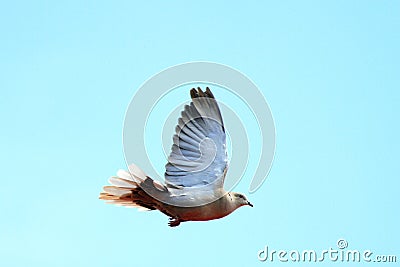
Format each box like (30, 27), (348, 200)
(99, 87), (253, 227)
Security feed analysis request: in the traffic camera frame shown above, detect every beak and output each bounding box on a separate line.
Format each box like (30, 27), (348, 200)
(248, 201), (253, 207)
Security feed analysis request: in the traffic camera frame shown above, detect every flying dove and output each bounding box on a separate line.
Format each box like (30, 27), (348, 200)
(99, 87), (253, 227)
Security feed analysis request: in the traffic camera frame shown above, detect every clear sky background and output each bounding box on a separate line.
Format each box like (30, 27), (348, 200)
(1, 1), (399, 266)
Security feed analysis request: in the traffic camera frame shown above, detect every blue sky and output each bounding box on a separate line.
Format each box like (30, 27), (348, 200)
(1, 1), (399, 266)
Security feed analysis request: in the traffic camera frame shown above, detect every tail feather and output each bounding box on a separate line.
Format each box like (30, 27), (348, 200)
(102, 186), (132, 197)
(108, 177), (138, 188)
(99, 164), (167, 212)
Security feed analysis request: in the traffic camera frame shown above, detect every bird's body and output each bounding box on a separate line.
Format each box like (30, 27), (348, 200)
(100, 87), (252, 227)
(163, 193), (245, 226)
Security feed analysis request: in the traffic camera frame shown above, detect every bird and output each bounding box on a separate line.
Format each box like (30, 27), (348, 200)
(99, 87), (253, 227)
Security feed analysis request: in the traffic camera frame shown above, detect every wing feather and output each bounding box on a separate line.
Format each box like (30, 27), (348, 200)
(164, 87), (227, 191)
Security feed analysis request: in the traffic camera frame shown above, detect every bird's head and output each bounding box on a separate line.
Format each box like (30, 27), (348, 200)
(231, 192), (253, 208)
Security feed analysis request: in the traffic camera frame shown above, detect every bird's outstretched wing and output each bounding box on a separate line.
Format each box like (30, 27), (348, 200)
(164, 87), (227, 192)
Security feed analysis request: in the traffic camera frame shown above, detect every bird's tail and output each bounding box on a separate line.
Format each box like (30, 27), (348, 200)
(99, 164), (166, 211)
